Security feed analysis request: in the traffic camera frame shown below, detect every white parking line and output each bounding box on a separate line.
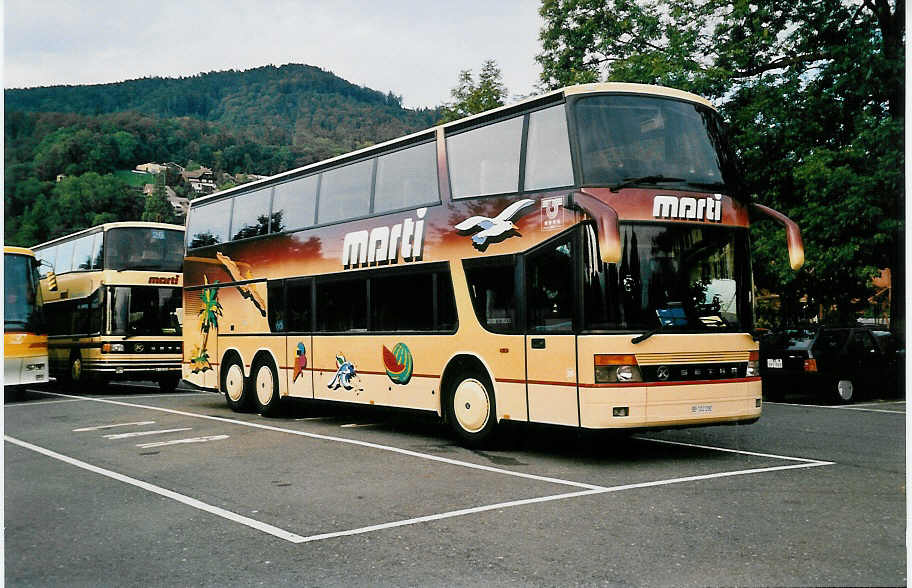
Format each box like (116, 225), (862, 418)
(5, 398), (85, 407)
(766, 401), (906, 414)
(74, 421), (156, 432)
(104, 428), (192, 440)
(5, 435), (307, 543)
(28, 391), (837, 545)
(137, 435), (229, 449)
(340, 423), (383, 428)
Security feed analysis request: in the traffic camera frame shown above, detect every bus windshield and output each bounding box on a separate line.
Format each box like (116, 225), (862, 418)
(583, 224), (751, 332)
(105, 227), (184, 272)
(4, 253), (42, 333)
(575, 95), (741, 192)
(108, 286), (182, 336)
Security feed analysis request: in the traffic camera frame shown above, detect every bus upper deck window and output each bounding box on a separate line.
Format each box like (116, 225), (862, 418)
(524, 105), (573, 191)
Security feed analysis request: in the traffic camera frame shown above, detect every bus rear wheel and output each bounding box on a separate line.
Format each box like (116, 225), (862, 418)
(222, 356), (252, 412)
(252, 358), (282, 416)
(445, 371), (497, 448)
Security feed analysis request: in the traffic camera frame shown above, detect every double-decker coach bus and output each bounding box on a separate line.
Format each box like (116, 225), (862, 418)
(182, 83), (804, 446)
(4, 246), (49, 392)
(33, 222), (185, 392)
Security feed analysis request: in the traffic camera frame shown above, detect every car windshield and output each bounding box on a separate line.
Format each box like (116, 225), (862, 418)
(105, 227), (184, 272)
(4, 253), (42, 332)
(574, 95), (742, 193)
(108, 286), (182, 336)
(582, 224), (751, 332)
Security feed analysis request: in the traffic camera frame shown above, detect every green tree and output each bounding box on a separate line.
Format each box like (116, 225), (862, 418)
(536, 0), (904, 332)
(141, 183), (177, 224)
(438, 60), (509, 123)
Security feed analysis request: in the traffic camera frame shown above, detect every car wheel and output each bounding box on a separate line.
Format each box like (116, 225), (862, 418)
(834, 378), (855, 403)
(222, 355), (252, 412)
(445, 371), (497, 448)
(252, 357), (282, 416)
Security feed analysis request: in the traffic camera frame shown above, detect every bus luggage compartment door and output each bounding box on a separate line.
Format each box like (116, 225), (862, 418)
(526, 334), (579, 426)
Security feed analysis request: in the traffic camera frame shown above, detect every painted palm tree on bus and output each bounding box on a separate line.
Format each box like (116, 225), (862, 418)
(190, 276), (223, 373)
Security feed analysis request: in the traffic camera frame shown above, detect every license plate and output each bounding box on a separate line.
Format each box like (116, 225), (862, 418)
(766, 358), (783, 369)
(691, 404), (713, 414)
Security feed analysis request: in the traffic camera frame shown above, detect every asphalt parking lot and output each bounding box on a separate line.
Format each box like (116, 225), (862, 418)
(4, 382), (906, 587)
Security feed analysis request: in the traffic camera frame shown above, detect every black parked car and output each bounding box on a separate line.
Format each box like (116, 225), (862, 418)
(760, 326), (900, 403)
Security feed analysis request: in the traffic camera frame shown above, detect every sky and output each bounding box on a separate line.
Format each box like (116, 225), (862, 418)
(3, 0), (545, 109)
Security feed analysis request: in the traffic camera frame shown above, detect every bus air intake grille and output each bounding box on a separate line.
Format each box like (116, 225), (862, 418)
(635, 351), (750, 365)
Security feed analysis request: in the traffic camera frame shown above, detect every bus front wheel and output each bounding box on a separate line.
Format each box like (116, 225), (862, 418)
(158, 374), (180, 394)
(445, 372), (497, 448)
(252, 357), (282, 416)
(222, 356), (252, 412)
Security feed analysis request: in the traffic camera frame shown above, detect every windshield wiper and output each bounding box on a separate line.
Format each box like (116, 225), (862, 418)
(631, 326), (662, 344)
(610, 175), (686, 193)
(683, 180), (727, 191)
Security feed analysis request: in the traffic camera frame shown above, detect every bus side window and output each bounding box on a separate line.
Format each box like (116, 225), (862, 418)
(286, 279), (313, 332)
(231, 188), (272, 240)
(447, 115), (523, 199)
(524, 105), (574, 191)
(464, 257), (517, 333)
(371, 272), (433, 331)
(272, 175), (318, 233)
(267, 280), (286, 332)
(435, 271), (457, 331)
(316, 277), (367, 332)
(72, 235), (94, 270)
(90, 233), (104, 269)
(317, 159), (373, 225)
(374, 141), (439, 214)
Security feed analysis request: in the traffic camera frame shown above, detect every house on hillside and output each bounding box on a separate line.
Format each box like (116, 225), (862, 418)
(136, 163), (168, 174)
(181, 167), (217, 195)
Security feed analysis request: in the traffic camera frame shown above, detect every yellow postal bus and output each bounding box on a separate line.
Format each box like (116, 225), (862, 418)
(4, 246), (49, 392)
(181, 83), (803, 445)
(33, 222), (185, 392)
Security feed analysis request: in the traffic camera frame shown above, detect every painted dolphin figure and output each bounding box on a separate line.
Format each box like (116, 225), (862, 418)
(454, 198), (536, 245)
(328, 353), (357, 390)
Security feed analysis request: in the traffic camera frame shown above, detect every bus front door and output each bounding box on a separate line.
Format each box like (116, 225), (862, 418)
(526, 334), (579, 426)
(524, 234), (579, 426)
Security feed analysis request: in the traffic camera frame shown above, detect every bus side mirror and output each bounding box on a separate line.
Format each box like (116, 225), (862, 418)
(571, 192), (622, 264)
(750, 203), (805, 271)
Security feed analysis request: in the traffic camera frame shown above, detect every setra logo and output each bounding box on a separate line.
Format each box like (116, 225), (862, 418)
(652, 194), (723, 222)
(148, 276), (180, 285)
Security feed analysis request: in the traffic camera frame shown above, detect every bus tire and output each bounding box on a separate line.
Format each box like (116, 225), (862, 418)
(252, 357), (282, 417)
(158, 374), (180, 394)
(445, 371), (497, 448)
(222, 355), (252, 412)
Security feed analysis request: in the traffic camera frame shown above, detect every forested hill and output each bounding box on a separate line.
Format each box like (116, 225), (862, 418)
(4, 64), (439, 246)
(5, 63), (437, 159)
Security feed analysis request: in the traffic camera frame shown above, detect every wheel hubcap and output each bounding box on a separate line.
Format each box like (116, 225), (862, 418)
(256, 365), (274, 405)
(453, 378), (489, 433)
(837, 379), (853, 401)
(225, 364), (244, 402)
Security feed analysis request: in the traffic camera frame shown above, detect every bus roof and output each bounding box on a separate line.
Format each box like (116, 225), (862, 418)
(4, 246), (36, 257)
(189, 82), (717, 209)
(31, 221), (185, 252)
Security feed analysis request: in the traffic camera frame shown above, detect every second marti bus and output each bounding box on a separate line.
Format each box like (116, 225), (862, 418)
(33, 222), (185, 392)
(181, 83), (803, 446)
(4, 246), (49, 393)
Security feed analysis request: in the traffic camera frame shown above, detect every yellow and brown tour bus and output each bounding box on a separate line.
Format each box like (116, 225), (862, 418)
(33, 222), (185, 392)
(181, 83), (804, 446)
(4, 246), (49, 393)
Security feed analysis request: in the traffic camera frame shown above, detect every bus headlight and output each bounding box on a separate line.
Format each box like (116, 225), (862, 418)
(103, 343), (125, 353)
(595, 354), (642, 383)
(746, 351), (759, 377)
